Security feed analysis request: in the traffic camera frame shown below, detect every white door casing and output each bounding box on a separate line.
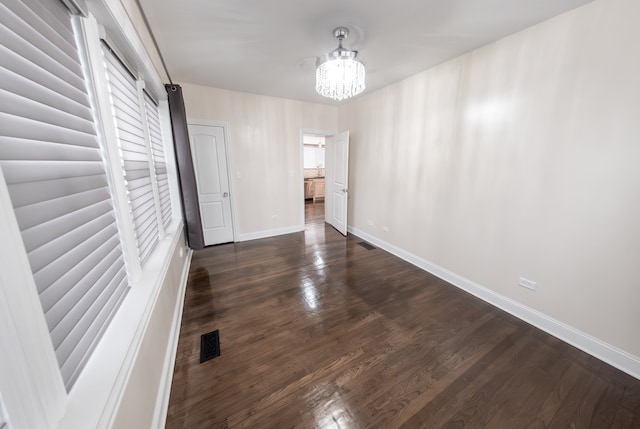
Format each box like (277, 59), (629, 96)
(188, 124), (234, 245)
(325, 131), (350, 235)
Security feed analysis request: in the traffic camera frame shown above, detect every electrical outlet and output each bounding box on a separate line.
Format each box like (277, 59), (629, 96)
(366, 220), (373, 226)
(271, 214), (279, 220)
(518, 277), (537, 291)
(382, 226), (389, 232)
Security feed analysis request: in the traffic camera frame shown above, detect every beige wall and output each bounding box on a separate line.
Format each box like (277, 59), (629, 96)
(181, 84), (338, 236)
(339, 0), (640, 358)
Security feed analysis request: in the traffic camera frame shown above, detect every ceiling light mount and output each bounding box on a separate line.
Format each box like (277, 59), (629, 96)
(333, 26), (349, 43)
(315, 27), (366, 101)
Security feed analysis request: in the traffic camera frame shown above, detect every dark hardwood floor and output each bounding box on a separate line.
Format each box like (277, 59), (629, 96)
(166, 202), (640, 428)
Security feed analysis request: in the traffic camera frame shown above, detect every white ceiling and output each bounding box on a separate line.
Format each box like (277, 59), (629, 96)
(138, 0), (594, 105)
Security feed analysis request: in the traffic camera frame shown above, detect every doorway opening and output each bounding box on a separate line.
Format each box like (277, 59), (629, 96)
(300, 129), (332, 225)
(299, 129), (350, 235)
(303, 134), (325, 203)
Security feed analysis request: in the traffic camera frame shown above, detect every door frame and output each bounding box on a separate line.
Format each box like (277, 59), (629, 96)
(187, 119), (239, 242)
(299, 128), (336, 226)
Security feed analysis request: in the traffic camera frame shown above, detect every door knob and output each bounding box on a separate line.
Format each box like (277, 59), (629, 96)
(342, 189), (348, 193)
(223, 192), (229, 197)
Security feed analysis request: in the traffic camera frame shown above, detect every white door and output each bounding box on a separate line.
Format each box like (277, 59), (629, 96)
(188, 124), (234, 245)
(325, 131), (349, 235)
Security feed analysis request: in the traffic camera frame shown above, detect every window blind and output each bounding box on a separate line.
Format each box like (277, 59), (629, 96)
(101, 43), (159, 265)
(143, 92), (172, 230)
(0, 0), (129, 390)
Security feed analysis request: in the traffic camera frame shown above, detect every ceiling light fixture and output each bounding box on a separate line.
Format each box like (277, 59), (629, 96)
(315, 27), (365, 101)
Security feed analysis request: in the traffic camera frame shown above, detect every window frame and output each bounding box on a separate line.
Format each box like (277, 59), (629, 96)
(100, 40), (163, 267)
(60, 10), (181, 428)
(0, 0), (183, 426)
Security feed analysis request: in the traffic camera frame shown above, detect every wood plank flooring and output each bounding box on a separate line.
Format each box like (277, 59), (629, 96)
(166, 202), (640, 428)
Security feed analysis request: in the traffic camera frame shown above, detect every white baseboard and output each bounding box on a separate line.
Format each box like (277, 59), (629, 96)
(151, 248), (193, 429)
(348, 226), (640, 380)
(238, 225), (304, 242)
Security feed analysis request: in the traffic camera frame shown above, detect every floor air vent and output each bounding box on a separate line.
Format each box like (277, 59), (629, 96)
(358, 241), (376, 250)
(200, 330), (221, 363)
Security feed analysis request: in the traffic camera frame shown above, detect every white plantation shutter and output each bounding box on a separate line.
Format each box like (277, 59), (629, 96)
(101, 43), (159, 265)
(0, 0), (129, 389)
(143, 92), (172, 230)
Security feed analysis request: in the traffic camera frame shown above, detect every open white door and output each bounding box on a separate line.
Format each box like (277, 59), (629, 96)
(325, 131), (349, 235)
(188, 124), (234, 245)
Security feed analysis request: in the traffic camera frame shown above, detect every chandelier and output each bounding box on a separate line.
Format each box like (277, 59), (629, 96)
(315, 27), (366, 101)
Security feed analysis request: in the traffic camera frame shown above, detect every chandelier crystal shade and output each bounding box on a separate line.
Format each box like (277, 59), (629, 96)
(316, 27), (365, 101)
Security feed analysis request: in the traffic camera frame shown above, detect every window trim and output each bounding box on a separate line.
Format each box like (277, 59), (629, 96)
(0, 0), (184, 426)
(60, 10), (184, 429)
(79, 14), (142, 283)
(0, 167), (66, 429)
(100, 41), (162, 267)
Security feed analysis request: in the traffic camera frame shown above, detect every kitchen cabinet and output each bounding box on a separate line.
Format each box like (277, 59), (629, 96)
(304, 178), (325, 202)
(313, 178), (325, 202)
(304, 180), (313, 199)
